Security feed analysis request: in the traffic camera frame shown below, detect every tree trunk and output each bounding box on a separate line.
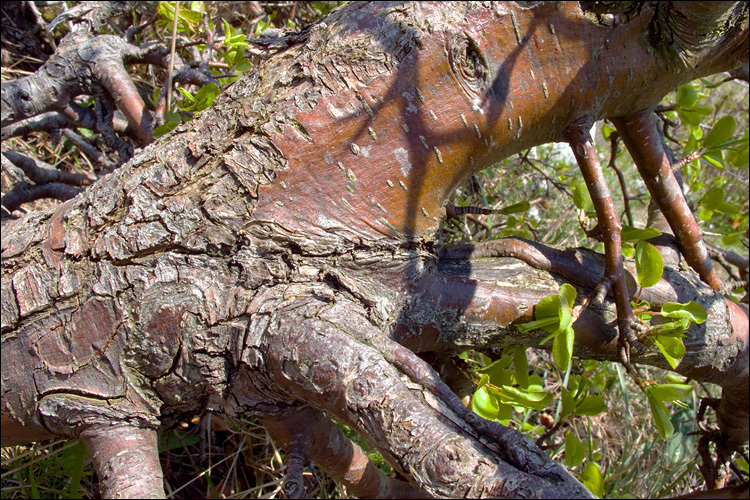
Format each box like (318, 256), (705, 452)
(2, 1), (748, 498)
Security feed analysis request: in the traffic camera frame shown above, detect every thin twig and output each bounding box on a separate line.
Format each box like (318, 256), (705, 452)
(166, 1), (180, 121)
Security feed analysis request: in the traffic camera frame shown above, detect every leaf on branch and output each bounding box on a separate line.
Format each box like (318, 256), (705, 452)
(572, 181), (593, 211)
(700, 187), (740, 215)
(654, 335), (686, 369)
(471, 385), (500, 421)
(493, 385), (553, 411)
(647, 383), (694, 402)
(582, 462), (604, 498)
(635, 241), (664, 288)
(499, 200), (531, 214)
(575, 395), (607, 416)
(661, 301), (707, 324)
(676, 84), (698, 108)
(702, 116), (736, 150)
(647, 394), (674, 439)
(565, 430), (586, 468)
(513, 347), (529, 389)
(518, 284), (577, 372)
(621, 225), (662, 242)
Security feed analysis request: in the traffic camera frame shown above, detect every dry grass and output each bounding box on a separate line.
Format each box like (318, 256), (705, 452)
(2, 2), (747, 498)
(1, 415), (349, 499)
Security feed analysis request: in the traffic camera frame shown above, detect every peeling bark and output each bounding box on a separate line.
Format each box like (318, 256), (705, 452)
(2, 1), (748, 498)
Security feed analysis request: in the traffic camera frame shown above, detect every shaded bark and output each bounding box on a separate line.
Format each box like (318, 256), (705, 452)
(2, 1), (748, 498)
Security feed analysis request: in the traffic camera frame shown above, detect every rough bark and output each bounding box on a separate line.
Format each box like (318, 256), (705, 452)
(2, 1), (748, 498)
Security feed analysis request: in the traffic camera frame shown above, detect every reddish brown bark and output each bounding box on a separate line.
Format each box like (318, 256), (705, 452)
(613, 110), (723, 291)
(261, 407), (424, 498)
(564, 116), (643, 368)
(2, 1), (748, 498)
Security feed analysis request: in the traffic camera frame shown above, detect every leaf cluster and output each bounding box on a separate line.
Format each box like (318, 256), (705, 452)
(448, 75), (747, 497)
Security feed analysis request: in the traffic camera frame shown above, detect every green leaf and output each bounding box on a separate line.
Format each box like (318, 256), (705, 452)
(513, 347), (529, 389)
(699, 187), (739, 215)
(655, 341), (678, 368)
(519, 285), (575, 364)
(711, 137), (749, 150)
(647, 383), (694, 402)
(495, 402), (512, 425)
(572, 182), (593, 211)
(655, 334), (686, 357)
(181, 8), (203, 24)
(654, 336), (685, 369)
(476, 353), (511, 369)
(527, 374), (544, 391)
(621, 225), (661, 242)
(686, 157), (700, 182)
(557, 285), (575, 334)
(192, 82), (221, 110)
(195, 82), (220, 100)
(222, 48), (238, 67)
(702, 150), (725, 170)
(653, 318), (690, 337)
(702, 116), (736, 150)
(722, 233), (740, 246)
(78, 127), (94, 138)
(552, 326), (574, 372)
(471, 386), (500, 420)
(158, 2), (180, 23)
(676, 85), (698, 108)
(177, 83), (221, 112)
(582, 462), (604, 498)
(678, 109), (702, 126)
(495, 386), (553, 410)
(647, 394), (674, 439)
(517, 295), (561, 334)
(622, 241), (634, 258)
(158, 2), (201, 33)
(222, 18), (234, 37)
(254, 11), (277, 36)
(575, 395), (607, 416)
(225, 29), (249, 47)
(590, 371), (608, 393)
(561, 387), (576, 419)
(635, 241), (663, 288)
(691, 124), (704, 139)
(177, 87), (197, 103)
(523, 287), (576, 376)
(516, 318), (550, 334)
(484, 365), (514, 389)
(235, 58), (252, 72)
(717, 201), (740, 215)
(500, 201), (531, 214)
(727, 146), (749, 167)
(565, 431), (586, 467)
(153, 121), (180, 138)
(662, 301), (707, 324)
(523, 422), (547, 434)
(693, 102), (711, 115)
(665, 373), (685, 385)
(685, 132), (699, 154)
(559, 283), (577, 310)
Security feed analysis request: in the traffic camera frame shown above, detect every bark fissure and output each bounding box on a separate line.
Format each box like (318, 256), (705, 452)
(2, 1), (748, 498)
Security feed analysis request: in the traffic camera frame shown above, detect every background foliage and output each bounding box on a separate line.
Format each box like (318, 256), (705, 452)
(1, 1), (747, 498)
